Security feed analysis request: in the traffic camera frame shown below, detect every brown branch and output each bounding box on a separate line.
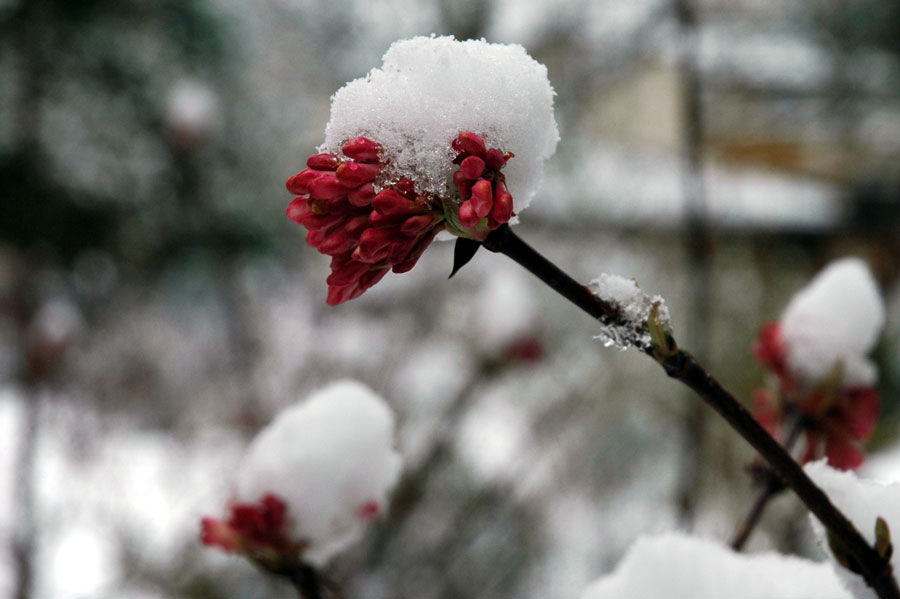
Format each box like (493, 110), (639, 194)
(482, 224), (899, 599)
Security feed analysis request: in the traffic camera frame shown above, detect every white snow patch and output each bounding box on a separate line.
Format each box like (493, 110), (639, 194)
(805, 461), (900, 599)
(582, 532), (851, 599)
(234, 380), (402, 566)
(588, 273), (669, 350)
(781, 258), (885, 388)
(321, 35), (558, 214)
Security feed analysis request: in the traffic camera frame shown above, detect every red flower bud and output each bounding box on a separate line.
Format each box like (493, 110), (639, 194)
(460, 156), (485, 180)
(286, 197), (312, 225)
(470, 179), (493, 218)
(485, 148), (508, 170)
(336, 161), (382, 188)
(355, 227), (399, 263)
(392, 227), (440, 273)
(317, 215), (369, 256)
(394, 178), (417, 199)
(372, 189), (420, 216)
(306, 153), (340, 170)
(342, 137), (381, 163)
(348, 182), (376, 207)
(400, 214), (437, 237)
(456, 131), (487, 158)
(458, 200), (480, 228)
(286, 168), (322, 196)
(308, 172), (349, 200)
(490, 180), (514, 225)
(453, 171), (473, 201)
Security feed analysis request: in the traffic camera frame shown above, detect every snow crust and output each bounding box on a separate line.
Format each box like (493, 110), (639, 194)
(588, 273), (670, 350)
(321, 35), (559, 214)
(581, 532), (851, 599)
(234, 380), (402, 566)
(781, 258), (885, 388)
(806, 461), (900, 599)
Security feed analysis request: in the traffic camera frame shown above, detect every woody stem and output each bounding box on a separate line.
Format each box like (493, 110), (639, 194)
(482, 224), (898, 599)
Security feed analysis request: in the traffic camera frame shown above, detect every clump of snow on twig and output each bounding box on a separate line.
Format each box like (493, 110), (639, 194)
(805, 461), (900, 599)
(581, 532), (850, 599)
(321, 35), (559, 214)
(781, 258), (884, 388)
(588, 273), (670, 350)
(234, 380), (402, 566)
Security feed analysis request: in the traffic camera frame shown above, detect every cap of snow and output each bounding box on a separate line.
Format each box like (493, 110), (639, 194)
(234, 380), (402, 566)
(588, 273), (670, 350)
(780, 258), (884, 388)
(321, 35), (559, 215)
(581, 532), (851, 599)
(805, 460), (900, 599)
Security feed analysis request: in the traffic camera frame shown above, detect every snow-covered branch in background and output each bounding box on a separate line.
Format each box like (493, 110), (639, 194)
(201, 380), (401, 595)
(581, 532), (851, 599)
(807, 461), (900, 599)
(753, 258), (885, 469)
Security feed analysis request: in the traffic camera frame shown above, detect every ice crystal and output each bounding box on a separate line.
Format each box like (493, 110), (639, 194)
(588, 273), (670, 351)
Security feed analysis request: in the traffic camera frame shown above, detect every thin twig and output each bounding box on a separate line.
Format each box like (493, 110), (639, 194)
(482, 224), (899, 599)
(731, 418), (804, 551)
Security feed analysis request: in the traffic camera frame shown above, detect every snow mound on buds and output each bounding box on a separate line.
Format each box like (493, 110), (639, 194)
(234, 380), (402, 566)
(588, 273), (670, 350)
(781, 258), (884, 388)
(322, 35), (558, 214)
(805, 461), (900, 599)
(581, 532), (850, 599)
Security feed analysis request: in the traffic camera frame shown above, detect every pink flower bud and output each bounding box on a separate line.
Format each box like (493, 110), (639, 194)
(460, 156), (485, 180)
(308, 172), (349, 200)
(485, 148), (508, 170)
(453, 171), (473, 201)
(355, 227), (399, 263)
(490, 180), (514, 225)
(400, 214), (437, 237)
(392, 228), (440, 273)
(286, 197), (312, 225)
(456, 131), (487, 158)
(342, 136), (381, 162)
(286, 168), (322, 196)
(318, 215), (369, 256)
(394, 178), (417, 199)
(372, 189), (420, 216)
(470, 179), (493, 218)
(327, 258), (370, 286)
(348, 182), (376, 207)
(200, 517), (240, 552)
(458, 200), (480, 228)
(336, 161), (382, 188)
(368, 209), (407, 229)
(306, 153), (340, 171)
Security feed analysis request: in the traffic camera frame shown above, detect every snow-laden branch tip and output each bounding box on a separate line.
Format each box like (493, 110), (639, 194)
(588, 273), (670, 351)
(806, 461), (900, 599)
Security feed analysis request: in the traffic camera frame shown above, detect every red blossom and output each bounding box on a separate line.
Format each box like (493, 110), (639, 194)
(285, 136), (446, 305)
(286, 131), (520, 303)
(749, 322), (880, 470)
(201, 493), (305, 566)
(449, 131), (517, 239)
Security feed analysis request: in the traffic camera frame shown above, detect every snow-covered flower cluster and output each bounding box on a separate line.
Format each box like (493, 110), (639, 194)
(581, 532), (850, 599)
(286, 35), (558, 304)
(752, 258), (885, 469)
(806, 461), (900, 599)
(201, 380), (402, 570)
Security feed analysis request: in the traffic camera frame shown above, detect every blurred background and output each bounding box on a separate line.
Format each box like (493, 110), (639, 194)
(1, 0), (899, 597)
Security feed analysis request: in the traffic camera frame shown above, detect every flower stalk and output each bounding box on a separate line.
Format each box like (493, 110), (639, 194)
(481, 224), (899, 599)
